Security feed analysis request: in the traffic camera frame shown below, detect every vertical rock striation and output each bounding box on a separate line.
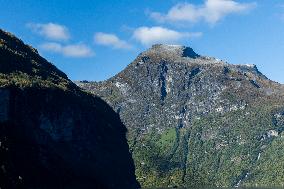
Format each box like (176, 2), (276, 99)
(78, 44), (284, 188)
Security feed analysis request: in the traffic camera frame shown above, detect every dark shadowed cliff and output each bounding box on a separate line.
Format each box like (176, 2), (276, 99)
(0, 29), (140, 189)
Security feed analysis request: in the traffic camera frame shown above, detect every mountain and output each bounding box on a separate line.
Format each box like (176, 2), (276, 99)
(0, 29), (140, 189)
(78, 44), (284, 188)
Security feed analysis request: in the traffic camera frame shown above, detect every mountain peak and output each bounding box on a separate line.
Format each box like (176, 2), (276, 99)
(143, 44), (199, 59)
(78, 41), (284, 188)
(131, 44), (264, 78)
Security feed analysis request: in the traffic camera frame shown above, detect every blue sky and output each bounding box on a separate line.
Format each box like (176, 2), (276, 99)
(1, 0), (284, 83)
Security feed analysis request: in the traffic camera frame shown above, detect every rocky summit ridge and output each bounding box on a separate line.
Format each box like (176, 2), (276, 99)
(137, 44), (263, 76)
(78, 44), (284, 188)
(142, 44), (200, 59)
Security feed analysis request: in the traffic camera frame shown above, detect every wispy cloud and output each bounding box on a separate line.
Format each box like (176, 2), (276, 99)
(150, 0), (256, 25)
(133, 26), (202, 46)
(27, 22), (70, 41)
(94, 32), (132, 49)
(40, 42), (94, 58)
(27, 22), (94, 57)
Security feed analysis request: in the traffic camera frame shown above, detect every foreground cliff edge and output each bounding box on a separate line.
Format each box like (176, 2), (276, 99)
(0, 29), (140, 189)
(78, 45), (284, 188)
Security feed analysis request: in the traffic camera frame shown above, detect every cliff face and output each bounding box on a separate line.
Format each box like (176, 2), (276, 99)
(0, 29), (140, 189)
(78, 44), (284, 188)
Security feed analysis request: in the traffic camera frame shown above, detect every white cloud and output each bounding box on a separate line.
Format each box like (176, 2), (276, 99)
(150, 0), (256, 24)
(94, 32), (132, 49)
(27, 23), (70, 40)
(133, 26), (202, 45)
(40, 42), (94, 58)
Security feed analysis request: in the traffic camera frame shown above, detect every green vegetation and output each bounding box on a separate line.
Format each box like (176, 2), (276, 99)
(131, 103), (284, 188)
(0, 30), (74, 91)
(245, 132), (284, 187)
(0, 72), (70, 90)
